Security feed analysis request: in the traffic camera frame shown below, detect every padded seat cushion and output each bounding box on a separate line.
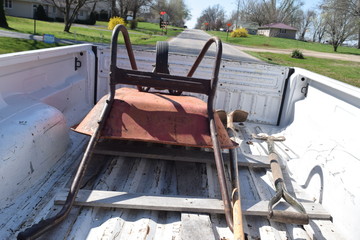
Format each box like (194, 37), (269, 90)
(74, 88), (237, 149)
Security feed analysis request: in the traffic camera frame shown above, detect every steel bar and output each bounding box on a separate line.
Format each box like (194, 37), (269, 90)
(252, 131), (309, 225)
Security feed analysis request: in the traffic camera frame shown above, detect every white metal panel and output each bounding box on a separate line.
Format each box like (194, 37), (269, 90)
(96, 47), (289, 125)
(0, 44), (95, 209)
(277, 68), (360, 240)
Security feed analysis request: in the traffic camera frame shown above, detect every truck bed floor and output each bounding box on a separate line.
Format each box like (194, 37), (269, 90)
(1, 123), (343, 240)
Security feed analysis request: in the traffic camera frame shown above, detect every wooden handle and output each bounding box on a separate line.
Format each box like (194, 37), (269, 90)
(233, 197), (245, 240)
(269, 210), (309, 225)
(269, 152), (283, 183)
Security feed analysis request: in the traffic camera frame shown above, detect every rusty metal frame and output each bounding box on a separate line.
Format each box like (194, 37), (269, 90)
(18, 24), (235, 239)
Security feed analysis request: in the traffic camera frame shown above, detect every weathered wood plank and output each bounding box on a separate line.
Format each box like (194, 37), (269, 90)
(93, 141), (269, 168)
(181, 213), (216, 240)
(55, 189), (331, 219)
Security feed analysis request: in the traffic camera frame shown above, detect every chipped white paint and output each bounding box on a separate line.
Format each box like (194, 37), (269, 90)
(0, 44), (358, 240)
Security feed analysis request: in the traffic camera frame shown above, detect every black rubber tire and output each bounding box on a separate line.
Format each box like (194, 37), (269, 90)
(155, 41), (182, 95)
(155, 41), (170, 74)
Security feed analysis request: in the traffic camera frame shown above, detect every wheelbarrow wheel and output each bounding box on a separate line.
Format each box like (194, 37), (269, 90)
(155, 41), (182, 95)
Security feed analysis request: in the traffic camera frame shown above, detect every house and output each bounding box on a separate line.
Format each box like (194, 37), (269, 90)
(4, 0), (110, 21)
(257, 23), (297, 39)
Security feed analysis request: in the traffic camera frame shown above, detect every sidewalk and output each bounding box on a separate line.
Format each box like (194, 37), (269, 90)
(233, 45), (360, 63)
(0, 29), (79, 44)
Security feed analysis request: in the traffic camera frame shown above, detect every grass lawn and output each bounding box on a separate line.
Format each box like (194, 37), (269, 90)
(246, 51), (360, 88)
(0, 37), (66, 54)
(1, 16), (183, 46)
(209, 31), (360, 56)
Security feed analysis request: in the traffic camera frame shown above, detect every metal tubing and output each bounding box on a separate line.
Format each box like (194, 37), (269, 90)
(210, 117), (234, 231)
(17, 98), (113, 240)
(17, 24), (135, 240)
(228, 127), (245, 240)
(204, 37), (235, 231)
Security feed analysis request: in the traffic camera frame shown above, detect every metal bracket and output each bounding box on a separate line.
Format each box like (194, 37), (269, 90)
(301, 83), (309, 97)
(75, 57), (82, 71)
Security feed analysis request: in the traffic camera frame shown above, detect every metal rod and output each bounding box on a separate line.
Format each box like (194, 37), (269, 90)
(252, 133), (309, 225)
(17, 24), (136, 240)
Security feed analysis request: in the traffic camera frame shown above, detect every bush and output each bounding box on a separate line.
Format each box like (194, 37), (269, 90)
(230, 28), (249, 38)
(137, 17), (145, 22)
(291, 49), (304, 59)
(35, 5), (48, 21)
(129, 20), (138, 29)
(88, 12), (97, 25)
(108, 17), (127, 30)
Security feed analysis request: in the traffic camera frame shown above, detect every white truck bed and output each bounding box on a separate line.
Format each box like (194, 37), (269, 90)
(1, 44), (359, 240)
(0, 127), (341, 240)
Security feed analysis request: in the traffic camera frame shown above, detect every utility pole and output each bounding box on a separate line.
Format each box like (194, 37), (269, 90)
(235, 0), (240, 29)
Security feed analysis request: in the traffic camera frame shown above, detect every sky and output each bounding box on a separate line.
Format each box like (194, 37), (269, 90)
(184, 0), (321, 29)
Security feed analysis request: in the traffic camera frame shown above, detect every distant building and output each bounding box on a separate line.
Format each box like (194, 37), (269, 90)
(4, 0), (110, 21)
(257, 23), (297, 39)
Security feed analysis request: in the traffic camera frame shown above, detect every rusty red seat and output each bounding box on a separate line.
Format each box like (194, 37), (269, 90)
(74, 88), (236, 149)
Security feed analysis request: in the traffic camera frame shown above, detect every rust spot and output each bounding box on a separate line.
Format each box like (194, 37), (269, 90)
(246, 141), (253, 145)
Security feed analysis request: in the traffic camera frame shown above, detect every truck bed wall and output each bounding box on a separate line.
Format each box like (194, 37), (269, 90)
(0, 44), (95, 207)
(0, 45), (359, 239)
(279, 68), (360, 240)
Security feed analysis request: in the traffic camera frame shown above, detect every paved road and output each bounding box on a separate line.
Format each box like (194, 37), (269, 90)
(169, 29), (262, 62)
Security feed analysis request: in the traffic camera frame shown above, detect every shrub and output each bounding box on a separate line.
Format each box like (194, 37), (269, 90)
(108, 17), (126, 30)
(35, 5), (48, 21)
(230, 28), (249, 38)
(291, 49), (304, 59)
(129, 20), (138, 29)
(137, 17), (145, 22)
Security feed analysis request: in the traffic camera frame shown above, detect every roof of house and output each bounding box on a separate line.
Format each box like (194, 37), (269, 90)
(258, 23), (297, 31)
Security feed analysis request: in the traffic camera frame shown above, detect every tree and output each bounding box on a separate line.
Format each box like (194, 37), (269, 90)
(0, 0), (9, 29)
(297, 10), (316, 41)
(195, 4), (225, 30)
(129, 0), (152, 20)
(45, 0), (98, 32)
(324, 0), (360, 48)
(152, 0), (190, 27)
(312, 12), (327, 42)
(322, 0), (357, 51)
(240, 0), (303, 26)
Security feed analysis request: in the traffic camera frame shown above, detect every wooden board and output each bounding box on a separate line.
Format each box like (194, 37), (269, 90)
(93, 140), (270, 168)
(55, 189), (331, 220)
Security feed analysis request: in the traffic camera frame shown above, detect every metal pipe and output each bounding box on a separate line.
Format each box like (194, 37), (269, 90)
(17, 24), (135, 240)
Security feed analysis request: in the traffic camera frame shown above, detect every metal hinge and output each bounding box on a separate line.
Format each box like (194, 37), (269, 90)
(301, 83), (309, 97)
(75, 57), (82, 71)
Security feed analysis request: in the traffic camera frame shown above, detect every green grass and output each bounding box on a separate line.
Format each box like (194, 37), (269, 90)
(246, 51), (360, 88)
(0, 37), (65, 54)
(1, 16), (182, 46)
(209, 31), (360, 56)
